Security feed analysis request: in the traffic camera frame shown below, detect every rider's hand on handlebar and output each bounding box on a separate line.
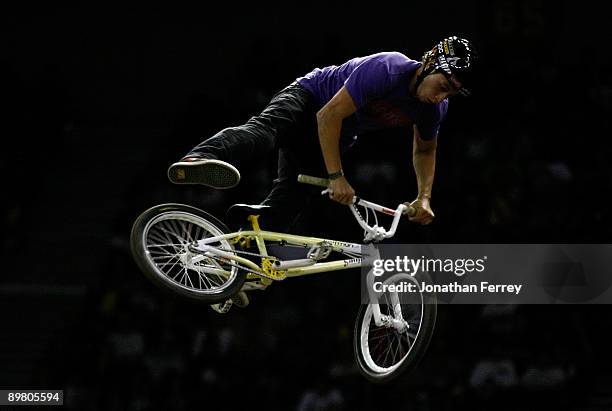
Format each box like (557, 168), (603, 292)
(329, 176), (355, 205)
(405, 196), (435, 225)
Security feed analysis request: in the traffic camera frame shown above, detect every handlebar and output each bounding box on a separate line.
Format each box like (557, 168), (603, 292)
(297, 174), (330, 188)
(297, 174), (417, 242)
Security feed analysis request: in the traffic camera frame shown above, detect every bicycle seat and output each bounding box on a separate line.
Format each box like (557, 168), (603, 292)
(225, 204), (272, 227)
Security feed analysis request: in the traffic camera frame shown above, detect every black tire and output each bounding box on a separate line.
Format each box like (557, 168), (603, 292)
(130, 203), (246, 303)
(353, 272), (437, 383)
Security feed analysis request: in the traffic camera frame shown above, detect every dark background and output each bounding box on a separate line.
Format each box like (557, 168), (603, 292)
(2, 1), (612, 410)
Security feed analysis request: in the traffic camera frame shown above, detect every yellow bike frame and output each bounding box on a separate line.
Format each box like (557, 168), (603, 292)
(194, 214), (363, 287)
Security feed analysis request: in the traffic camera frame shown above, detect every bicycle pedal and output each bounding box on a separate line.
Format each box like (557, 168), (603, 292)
(232, 291), (249, 308)
(210, 299), (233, 314)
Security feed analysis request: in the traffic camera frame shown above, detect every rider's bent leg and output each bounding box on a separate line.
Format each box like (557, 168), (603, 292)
(258, 146), (326, 233)
(168, 82), (315, 189)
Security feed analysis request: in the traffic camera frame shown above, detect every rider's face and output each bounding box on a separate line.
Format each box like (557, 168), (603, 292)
(416, 72), (461, 104)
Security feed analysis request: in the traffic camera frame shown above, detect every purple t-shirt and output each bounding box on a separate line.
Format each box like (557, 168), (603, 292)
(296, 52), (448, 145)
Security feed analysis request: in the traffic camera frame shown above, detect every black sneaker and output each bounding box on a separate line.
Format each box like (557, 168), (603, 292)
(167, 157), (241, 189)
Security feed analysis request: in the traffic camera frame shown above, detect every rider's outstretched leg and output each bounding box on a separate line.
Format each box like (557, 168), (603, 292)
(168, 82), (315, 189)
(167, 123), (270, 189)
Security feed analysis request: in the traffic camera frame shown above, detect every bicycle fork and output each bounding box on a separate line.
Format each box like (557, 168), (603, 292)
(370, 292), (408, 333)
(365, 249), (409, 333)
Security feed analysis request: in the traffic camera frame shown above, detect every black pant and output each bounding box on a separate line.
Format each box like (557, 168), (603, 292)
(185, 82), (327, 231)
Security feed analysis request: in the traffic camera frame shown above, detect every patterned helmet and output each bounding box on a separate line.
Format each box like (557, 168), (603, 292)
(421, 36), (478, 97)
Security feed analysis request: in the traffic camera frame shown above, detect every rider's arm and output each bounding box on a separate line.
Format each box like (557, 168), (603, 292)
(412, 125), (437, 199)
(316, 86), (357, 205)
(317, 86), (357, 174)
(410, 125), (437, 224)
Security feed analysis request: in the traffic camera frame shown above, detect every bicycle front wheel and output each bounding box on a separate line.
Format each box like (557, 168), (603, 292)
(130, 203), (245, 303)
(354, 272), (437, 383)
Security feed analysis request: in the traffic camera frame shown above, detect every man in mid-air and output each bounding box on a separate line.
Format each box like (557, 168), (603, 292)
(168, 36), (477, 231)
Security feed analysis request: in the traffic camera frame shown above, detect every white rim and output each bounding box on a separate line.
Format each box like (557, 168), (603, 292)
(360, 274), (424, 376)
(141, 211), (238, 295)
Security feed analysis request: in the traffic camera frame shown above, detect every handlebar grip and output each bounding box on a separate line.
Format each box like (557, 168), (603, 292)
(297, 174), (329, 187)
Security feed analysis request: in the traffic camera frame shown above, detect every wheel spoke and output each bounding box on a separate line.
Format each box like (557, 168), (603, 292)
(391, 333), (401, 366)
(177, 267), (187, 285)
(370, 333), (388, 354)
(174, 219), (188, 243)
(194, 224), (202, 241)
(368, 333), (392, 342)
(380, 335), (393, 367)
(155, 256), (182, 268)
(181, 220), (193, 243)
(186, 221), (197, 243)
(147, 230), (182, 247)
(158, 221), (179, 245)
(149, 229), (177, 251)
(369, 306), (404, 369)
(204, 272), (223, 287)
(185, 269), (195, 288)
(158, 222), (179, 244)
(165, 220), (187, 245)
(199, 271), (213, 290)
(150, 249), (181, 257)
(152, 255), (174, 261)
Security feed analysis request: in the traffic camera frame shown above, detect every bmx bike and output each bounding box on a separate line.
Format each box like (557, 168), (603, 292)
(130, 174), (437, 383)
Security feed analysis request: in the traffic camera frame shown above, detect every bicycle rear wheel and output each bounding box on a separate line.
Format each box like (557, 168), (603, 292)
(130, 203), (245, 303)
(354, 273), (437, 383)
